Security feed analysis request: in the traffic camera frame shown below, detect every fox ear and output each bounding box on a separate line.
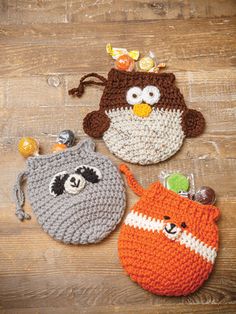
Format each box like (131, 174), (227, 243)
(209, 206), (220, 222)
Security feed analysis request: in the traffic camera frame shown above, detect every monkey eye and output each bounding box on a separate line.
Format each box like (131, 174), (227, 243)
(126, 87), (142, 105)
(181, 222), (187, 228)
(142, 85), (160, 105)
(164, 216), (170, 220)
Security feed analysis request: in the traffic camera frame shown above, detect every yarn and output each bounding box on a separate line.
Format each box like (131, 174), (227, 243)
(13, 138), (126, 245)
(69, 69), (205, 165)
(118, 165), (220, 296)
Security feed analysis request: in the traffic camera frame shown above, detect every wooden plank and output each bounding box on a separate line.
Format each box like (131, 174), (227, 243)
(0, 255), (235, 308)
(1, 304), (236, 314)
(68, 0), (236, 23)
(1, 0), (236, 25)
(0, 1), (236, 312)
(0, 0), (67, 25)
(0, 18), (235, 76)
(2, 76), (65, 108)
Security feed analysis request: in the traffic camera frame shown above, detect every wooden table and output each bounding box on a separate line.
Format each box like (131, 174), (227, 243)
(0, 1), (236, 313)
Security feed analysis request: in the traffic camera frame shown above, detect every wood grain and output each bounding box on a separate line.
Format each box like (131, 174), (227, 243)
(0, 18), (236, 76)
(1, 0), (236, 24)
(0, 1), (236, 313)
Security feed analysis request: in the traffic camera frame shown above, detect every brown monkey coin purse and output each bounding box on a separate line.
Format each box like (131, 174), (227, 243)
(69, 69), (205, 165)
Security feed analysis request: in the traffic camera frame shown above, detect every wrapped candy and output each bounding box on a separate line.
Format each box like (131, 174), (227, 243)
(18, 137), (39, 158)
(194, 186), (216, 205)
(106, 43), (139, 61)
(138, 51), (166, 73)
(106, 43), (139, 72)
(166, 173), (190, 193)
(57, 130), (75, 147)
(52, 143), (67, 153)
(115, 54), (135, 72)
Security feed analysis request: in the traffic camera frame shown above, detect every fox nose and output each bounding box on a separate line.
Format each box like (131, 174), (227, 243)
(133, 103), (152, 117)
(170, 223), (176, 229)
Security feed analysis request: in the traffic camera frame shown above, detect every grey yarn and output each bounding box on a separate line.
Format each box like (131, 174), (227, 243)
(13, 171), (31, 221)
(13, 138), (126, 244)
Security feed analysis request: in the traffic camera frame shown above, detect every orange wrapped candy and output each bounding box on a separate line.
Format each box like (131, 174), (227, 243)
(115, 54), (134, 72)
(52, 143), (67, 153)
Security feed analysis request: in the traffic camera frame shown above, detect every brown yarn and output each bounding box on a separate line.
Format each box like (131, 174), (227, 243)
(182, 109), (205, 137)
(83, 110), (110, 138)
(74, 69), (204, 138)
(69, 69), (206, 164)
(68, 73), (107, 98)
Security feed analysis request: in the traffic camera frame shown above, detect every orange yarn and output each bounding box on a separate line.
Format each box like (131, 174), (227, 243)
(118, 165), (220, 296)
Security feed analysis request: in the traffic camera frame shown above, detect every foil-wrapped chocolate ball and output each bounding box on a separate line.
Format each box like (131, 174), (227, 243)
(57, 130), (75, 147)
(18, 137), (39, 158)
(194, 186), (216, 205)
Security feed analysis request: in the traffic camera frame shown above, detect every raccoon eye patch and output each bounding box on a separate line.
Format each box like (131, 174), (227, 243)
(181, 222), (187, 228)
(75, 165), (102, 183)
(164, 216), (170, 220)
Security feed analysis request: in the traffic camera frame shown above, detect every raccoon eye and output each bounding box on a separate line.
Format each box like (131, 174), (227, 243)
(181, 222), (187, 228)
(164, 216), (170, 220)
(126, 87), (143, 105)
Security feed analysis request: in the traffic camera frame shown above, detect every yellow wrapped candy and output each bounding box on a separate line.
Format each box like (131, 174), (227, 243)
(138, 57), (155, 71)
(106, 43), (139, 61)
(18, 137), (39, 158)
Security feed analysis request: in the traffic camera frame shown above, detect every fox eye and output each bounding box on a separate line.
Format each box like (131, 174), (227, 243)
(181, 222), (187, 228)
(164, 216), (170, 220)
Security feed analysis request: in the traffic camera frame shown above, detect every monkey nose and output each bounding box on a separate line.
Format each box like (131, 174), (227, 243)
(133, 103), (152, 117)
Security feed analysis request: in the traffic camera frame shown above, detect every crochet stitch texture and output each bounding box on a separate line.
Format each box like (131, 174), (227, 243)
(118, 165), (220, 296)
(13, 139), (126, 245)
(69, 69), (205, 165)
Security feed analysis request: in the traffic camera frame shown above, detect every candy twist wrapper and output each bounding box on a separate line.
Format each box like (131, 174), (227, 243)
(106, 43), (139, 61)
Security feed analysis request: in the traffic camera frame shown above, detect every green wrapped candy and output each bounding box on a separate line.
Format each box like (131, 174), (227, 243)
(166, 173), (189, 193)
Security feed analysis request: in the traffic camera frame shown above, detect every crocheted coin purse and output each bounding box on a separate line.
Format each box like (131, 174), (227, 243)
(13, 138), (126, 244)
(118, 165), (220, 296)
(69, 69), (205, 165)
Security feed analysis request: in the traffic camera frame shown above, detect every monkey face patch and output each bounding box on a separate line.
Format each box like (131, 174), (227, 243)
(69, 69), (205, 165)
(103, 107), (185, 165)
(49, 165), (102, 197)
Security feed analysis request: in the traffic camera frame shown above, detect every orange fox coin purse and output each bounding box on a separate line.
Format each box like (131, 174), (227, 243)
(118, 165), (220, 296)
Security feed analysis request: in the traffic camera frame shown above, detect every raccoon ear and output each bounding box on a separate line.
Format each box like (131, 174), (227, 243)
(49, 171), (69, 197)
(75, 165), (102, 183)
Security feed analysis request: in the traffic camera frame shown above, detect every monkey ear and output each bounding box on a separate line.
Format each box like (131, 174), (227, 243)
(83, 110), (110, 138)
(182, 109), (205, 138)
(75, 165), (102, 183)
(49, 171), (69, 197)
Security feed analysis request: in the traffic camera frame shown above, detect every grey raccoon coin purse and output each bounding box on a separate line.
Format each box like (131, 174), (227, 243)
(13, 138), (126, 244)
